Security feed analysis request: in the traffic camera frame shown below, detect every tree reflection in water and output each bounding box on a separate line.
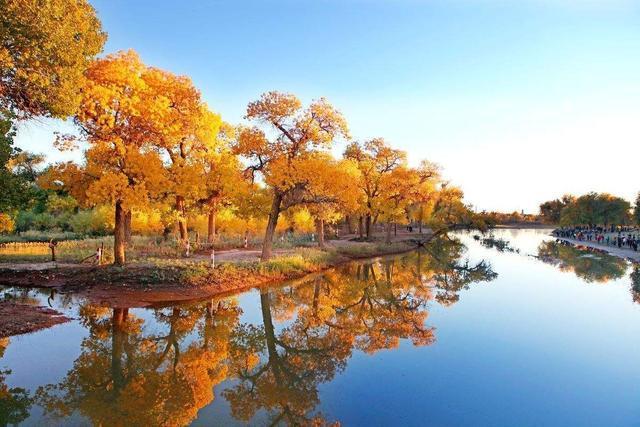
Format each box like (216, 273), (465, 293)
(224, 237), (496, 425)
(0, 287), (77, 426)
(0, 338), (33, 426)
(536, 240), (628, 283)
(417, 237), (497, 306)
(36, 300), (240, 427)
(34, 237), (496, 426)
(535, 240), (640, 306)
(631, 265), (640, 304)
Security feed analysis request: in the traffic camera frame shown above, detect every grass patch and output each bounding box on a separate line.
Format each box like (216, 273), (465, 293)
(172, 248), (337, 287)
(335, 241), (413, 258)
(0, 236), (182, 264)
(0, 239), (109, 263)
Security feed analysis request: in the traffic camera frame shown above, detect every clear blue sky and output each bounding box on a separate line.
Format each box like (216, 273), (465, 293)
(15, 0), (640, 212)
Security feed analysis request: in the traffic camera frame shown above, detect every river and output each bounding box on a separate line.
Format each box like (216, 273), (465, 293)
(1, 229), (640, 426)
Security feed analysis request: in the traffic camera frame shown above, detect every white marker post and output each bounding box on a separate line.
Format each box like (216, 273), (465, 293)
(210, 247), (215, 268)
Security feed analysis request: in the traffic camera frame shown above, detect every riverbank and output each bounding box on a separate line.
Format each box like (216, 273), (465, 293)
(555, 237), (640, 263)
(0, 302), (70, 338)
(0, 239), (421, 309)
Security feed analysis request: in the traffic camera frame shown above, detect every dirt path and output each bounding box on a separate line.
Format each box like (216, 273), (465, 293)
(556, 237), (640, 262)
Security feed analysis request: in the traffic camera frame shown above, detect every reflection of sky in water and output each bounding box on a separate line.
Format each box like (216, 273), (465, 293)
(457, 227), (557, 256)
(2, 229), (640, 426)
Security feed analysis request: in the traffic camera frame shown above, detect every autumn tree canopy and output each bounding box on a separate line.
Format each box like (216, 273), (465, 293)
(197, 139), (248, 243)
(0, 0), (105, 223)
(142, 67), (227, 241)
(234, 91), (350, 260)
(539, 195), (575, 224)
(0, 0), (106, 120)
(46, 51), (171, 265)
(344, 138), (406, 239)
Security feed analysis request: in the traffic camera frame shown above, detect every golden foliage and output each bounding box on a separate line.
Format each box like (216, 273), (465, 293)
(234, 91), (351, 259)
(0, 0), (106, 118)
(0, 213), (14, 233)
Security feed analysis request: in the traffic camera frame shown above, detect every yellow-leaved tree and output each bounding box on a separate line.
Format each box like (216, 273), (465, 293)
(50, 51), (171, 265)
(300, 156), (361, 248)
(344, 138), (406, 239)
(429, 184), (477, 236)
(0, 0), (106, 119)
(197, 139), (248, 243)
(407, 161), (441, 234)
(233, 91), (349, 261)
(378, 161), (440, 243)
(142, 68), (224, 242)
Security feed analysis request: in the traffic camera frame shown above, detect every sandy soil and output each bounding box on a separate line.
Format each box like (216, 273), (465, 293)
(0, 302), (70, 337)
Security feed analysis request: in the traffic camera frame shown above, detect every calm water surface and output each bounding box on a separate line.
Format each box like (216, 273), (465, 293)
(2, 229), (640, 426)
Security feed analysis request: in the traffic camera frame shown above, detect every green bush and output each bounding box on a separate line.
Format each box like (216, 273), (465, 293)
(14, 210), (36, 232)
(0, 230), (82, 244)
(69, 210), (96, 234)
(32, 212), (57, 231)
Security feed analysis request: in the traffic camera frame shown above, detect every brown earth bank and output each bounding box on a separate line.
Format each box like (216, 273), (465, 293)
(0, 239), (423, 308)
(0, 302), (71, 337)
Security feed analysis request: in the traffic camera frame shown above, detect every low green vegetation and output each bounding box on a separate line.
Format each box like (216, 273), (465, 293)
(333, 241), (413, 258)
(0, 230), (84, 244)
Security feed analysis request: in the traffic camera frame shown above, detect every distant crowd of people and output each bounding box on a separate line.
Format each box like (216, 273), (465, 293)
(553, 225), (640, 252)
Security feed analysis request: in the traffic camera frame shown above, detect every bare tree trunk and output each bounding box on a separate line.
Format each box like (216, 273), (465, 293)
(261, 192), (283, 262)
(346, 215), (354, 234)
(394, 223), (397, 236)
(176, 195), (187, 241)
(114, 201), (126, 266)
(419, 220), (423, 234)
(316, 218), (325, 249)
(365, 214), (372, 240)
(385, 222), (392, 244)
(124, 210), (132, 244)
(207, 209), (216, 243)
(358, 216), (364, 239)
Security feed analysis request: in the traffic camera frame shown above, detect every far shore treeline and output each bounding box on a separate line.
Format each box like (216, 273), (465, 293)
(0, 0), (484, 266)
(540, 192), (640, 227)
